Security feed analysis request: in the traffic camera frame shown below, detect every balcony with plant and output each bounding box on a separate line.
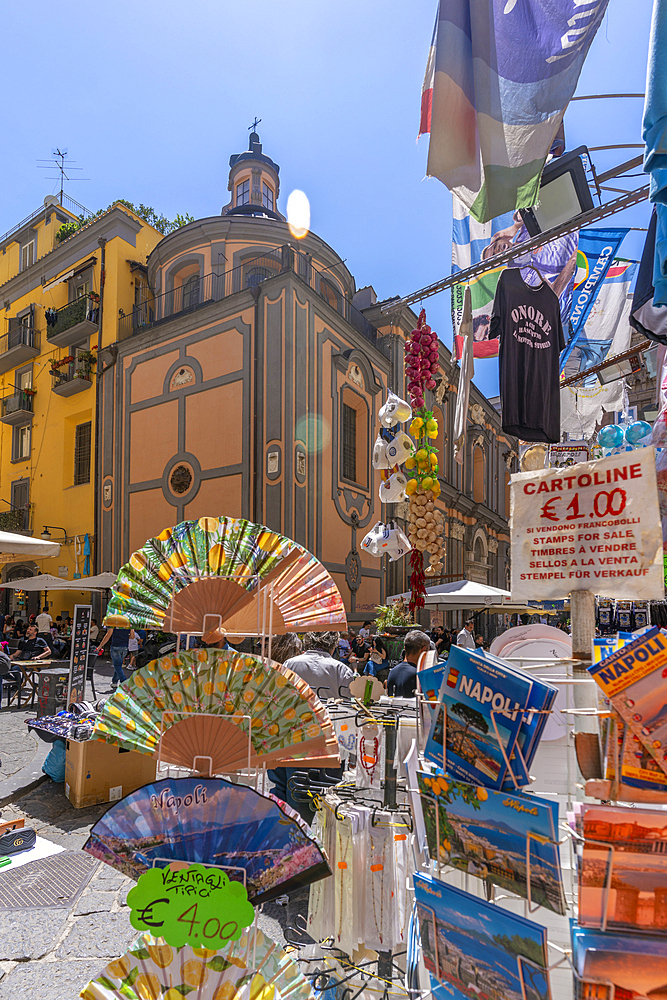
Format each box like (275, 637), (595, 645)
(50, 347), (97, 396)
(46, 293), (100, 346)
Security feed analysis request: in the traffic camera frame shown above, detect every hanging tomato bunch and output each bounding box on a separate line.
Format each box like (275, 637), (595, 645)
(404, 310), (445, 581)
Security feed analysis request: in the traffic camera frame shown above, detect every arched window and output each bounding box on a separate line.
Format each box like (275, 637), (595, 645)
(320, 278), (341, 313)
(182, 274), (200, 310)
(245, 266), (272, 289)
(340, 386), (368, 488)
(473, 446), (485, 503)
(474, 536), (485, 563)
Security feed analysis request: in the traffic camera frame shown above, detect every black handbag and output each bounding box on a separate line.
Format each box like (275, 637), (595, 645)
(0, 827), (36, 856)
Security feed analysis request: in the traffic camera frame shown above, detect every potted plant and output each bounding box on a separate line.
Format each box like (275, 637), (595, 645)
(374, 597), (417, 635)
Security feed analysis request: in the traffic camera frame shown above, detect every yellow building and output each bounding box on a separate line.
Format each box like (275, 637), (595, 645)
(0, 196), (163, 616)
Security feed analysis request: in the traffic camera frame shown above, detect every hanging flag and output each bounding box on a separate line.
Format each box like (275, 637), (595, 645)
(452, 197), (578, 360)
(419, 8), (438, 137)
(631, 208), (667, 345)
(423, 0), (609, 223)
(559, 229), (629, 373)
(560, 260), (637, 439)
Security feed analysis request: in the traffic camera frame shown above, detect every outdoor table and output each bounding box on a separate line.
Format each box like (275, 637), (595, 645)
(8, 659), (54, 708)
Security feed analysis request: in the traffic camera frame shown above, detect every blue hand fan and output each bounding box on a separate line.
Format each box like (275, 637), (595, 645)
(83, 777), (330, 903)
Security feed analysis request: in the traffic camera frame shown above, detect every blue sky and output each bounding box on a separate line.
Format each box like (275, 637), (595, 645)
(1, 1), (654, 399)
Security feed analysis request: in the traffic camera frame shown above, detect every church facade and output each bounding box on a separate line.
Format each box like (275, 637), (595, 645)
(96, 131), (518, 622)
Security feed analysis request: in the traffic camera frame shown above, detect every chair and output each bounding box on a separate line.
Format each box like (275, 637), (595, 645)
(2, 670), (22, 708)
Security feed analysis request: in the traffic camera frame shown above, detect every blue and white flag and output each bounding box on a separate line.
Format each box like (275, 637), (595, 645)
(560, 229), (629, 373)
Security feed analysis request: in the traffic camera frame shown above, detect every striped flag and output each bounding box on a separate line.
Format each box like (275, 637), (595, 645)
(422, 0), (609, 223)
(419, 10), (438, 136)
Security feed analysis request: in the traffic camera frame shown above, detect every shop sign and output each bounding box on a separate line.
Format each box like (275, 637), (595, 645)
(510, 449), (664, 600)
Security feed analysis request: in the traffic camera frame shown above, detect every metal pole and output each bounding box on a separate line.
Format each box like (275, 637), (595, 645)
(383, 713), (398, 810)
(570, 590), (598, 735)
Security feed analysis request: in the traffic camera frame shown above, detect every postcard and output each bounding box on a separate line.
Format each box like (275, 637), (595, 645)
(571, 922), (667, 998)
(418, 772), (565, 915)
(425, 645), (534, 789)
(579, 803), (667, 932)
(414, 873), (551, 1000)
(589, 627), (667, 778)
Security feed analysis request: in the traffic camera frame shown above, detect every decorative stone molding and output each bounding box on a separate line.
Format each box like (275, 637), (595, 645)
(450, 520), (465, 541)
(393, 501), (409, 520)
(472, 433), (485, 450)
(487, 537), (498, 554)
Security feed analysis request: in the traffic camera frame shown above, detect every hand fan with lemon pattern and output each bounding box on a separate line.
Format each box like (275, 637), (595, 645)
(103, 516), (347, 636)
(92, 648), (340, 772)
(80, 927), (314, 1000)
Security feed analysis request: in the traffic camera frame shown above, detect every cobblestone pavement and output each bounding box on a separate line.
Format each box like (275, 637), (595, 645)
(0, 706), (43, 781)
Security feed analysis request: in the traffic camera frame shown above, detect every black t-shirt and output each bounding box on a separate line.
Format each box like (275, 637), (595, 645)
(18, 636), (49, 659)
(491, 268), (565, 443)
(387, 660), (417, 698)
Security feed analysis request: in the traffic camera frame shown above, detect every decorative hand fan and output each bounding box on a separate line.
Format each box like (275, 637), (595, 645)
(103, 516), (347, 636)
(80, 927), (314, 1000)
(84, 776), (330, 901)
(92, 648), (340, 771)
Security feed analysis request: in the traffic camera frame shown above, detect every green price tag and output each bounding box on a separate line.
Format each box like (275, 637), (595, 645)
(127, 864), (255, 948)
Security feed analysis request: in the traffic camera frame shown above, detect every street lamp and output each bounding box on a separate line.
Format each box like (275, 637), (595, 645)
(41, 526), (68, 542)
(520, 146), (595, 237)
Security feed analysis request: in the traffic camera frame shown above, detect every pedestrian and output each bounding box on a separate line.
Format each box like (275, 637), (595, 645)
(89, 619), (100, 643)
(36, 606), (54, 653)
(128, 627), (145, 669)
(269, 632), (353, 823)
(456, 619), (476, 650)
(97, 626), (135, 688)
(435, 628), (451, 658)
(387, 630), (430, 698)
(283, 632), (355, 700)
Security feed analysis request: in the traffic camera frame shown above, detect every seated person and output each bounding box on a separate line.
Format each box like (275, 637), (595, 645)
(11, 623), (52, 661)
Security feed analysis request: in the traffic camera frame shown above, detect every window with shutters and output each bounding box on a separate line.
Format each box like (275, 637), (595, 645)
(473, 446), (485, 504)
(12, 424), (30, 463)
(74, 421), (91, 485)
(341, 403), (357, 482)
(10, 478), (29, 529)
(21, 241), (34, 272)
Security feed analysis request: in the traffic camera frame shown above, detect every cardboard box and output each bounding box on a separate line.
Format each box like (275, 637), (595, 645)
(65, 739), (156, 809)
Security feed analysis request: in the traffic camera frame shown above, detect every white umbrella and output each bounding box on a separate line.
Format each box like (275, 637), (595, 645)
(388, 579), (513, 609)
(0, 531), (60, 567)
(0, 573), (105, 593)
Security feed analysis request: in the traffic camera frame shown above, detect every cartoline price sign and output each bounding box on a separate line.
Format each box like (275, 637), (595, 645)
(510, 448), (664, 601)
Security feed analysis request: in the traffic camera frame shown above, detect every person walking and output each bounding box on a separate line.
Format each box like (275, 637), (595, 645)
(36, 606), (54, 653)
(97, 626), (135, 688)
(456, 619), (476, 650)
(387, 630), (431, 698)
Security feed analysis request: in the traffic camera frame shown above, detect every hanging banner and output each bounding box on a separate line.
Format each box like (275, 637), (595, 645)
(560, 260), (637, 439)
(422, 0), (609, 222)
(559, 230), (629, 372)
(510, 450), (664, 601)
(452, 198), (578, 360)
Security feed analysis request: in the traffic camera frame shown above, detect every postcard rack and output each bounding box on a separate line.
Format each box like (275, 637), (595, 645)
(414, 782), (568, 915)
